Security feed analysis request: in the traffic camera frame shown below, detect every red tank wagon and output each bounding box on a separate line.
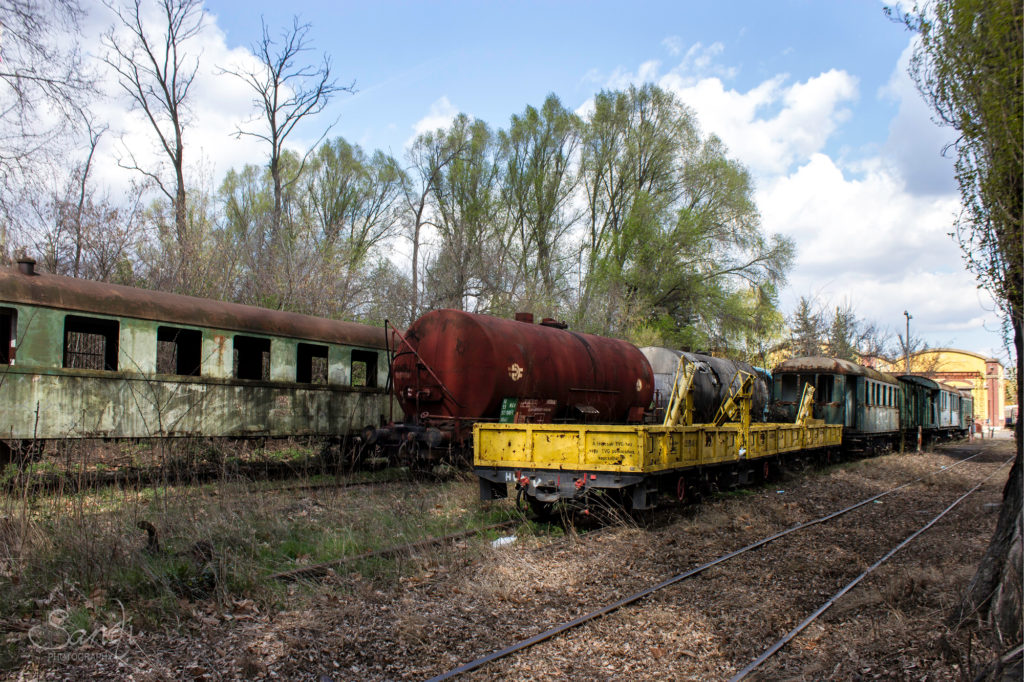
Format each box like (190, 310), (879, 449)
(390, 309), (654, 442)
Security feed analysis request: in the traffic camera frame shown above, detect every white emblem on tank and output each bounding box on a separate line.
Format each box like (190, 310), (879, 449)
(636, 379), (642, 391)
(508, 363), (524, 381)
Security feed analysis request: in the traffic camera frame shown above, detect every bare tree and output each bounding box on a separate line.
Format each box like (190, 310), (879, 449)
(102, 0), (204, 252)
(221, 16), (352, 237)
(33, 127), (147, 285)
(0, 0), (94, 223)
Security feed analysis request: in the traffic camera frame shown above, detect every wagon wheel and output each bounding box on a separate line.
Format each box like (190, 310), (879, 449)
(398, 440), (423, 470)
(676, 476), (687, 501)
(527, 496), (556, 520)
(762, 460), (771, 481)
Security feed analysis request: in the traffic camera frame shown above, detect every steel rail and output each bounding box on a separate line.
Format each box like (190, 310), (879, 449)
(424, 448), (994, 681)
(729, 457), (1013, 681)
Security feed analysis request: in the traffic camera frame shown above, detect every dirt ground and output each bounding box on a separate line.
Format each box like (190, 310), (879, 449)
(5, 437), (1018, 681)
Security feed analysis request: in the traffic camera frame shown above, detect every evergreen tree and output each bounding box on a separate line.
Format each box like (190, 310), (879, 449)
(789, 297), (823, 357)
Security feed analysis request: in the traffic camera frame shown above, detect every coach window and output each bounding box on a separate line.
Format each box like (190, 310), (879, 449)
(815, 375), (833, 403)
(0, 308), (14, 364)
(351, 350), (378, 388)
(157, 326), (202, 376)
(233, 336), (271, 381)
(297, 343), (328, 384)
(779, 375), (799, 402)
(64, 315), (119, 370)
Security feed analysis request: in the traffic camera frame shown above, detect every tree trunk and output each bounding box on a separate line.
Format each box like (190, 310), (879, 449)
(955, 317), (1023, 649)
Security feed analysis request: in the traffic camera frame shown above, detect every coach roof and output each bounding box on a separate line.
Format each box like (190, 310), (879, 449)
(0, 266), (387, 349)
(773, 356), (899, 385)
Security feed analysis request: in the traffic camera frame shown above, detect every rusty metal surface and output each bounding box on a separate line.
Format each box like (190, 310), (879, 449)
(0, 267), (387, 349)
(773, 356), (898, 385)
(392, 309), (654, 423)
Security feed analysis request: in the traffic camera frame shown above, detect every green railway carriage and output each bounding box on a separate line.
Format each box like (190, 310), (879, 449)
(0, 260), (395, 448)
(898, 374), (971, 440)
(772, 357), (900, 449)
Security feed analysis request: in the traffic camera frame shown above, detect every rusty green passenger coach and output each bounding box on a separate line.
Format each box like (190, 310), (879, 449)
(0, 260), (395, 450)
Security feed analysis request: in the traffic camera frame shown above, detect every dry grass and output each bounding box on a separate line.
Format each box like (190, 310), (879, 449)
(0, 438), (1015, 680)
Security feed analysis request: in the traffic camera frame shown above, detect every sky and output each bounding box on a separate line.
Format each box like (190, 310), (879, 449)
(76, 0), (1011, 362)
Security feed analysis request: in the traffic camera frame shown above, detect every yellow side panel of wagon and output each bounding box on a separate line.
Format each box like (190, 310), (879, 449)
(474, 421), (843, 475)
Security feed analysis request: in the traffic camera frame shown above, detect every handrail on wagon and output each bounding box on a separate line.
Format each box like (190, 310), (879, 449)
(663, 356), (696, 427)
(795, 382), (816, 426)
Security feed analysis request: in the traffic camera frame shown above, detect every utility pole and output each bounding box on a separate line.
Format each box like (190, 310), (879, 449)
(903, 310), (912, 373)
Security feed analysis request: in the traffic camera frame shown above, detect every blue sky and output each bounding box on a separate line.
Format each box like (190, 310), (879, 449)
(201, 1), (917, 164)
(83, 1), (1010, 361)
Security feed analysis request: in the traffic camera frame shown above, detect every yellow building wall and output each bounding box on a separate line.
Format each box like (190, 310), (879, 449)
(883, 349), (1004, 426)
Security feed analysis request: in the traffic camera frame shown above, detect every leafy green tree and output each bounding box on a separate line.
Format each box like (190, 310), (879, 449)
(402, 130), (463, 320)
(424, 115), (501, 311)
(574, 85), (793, 348)
(303, 139), (405, 316)
(577, 85), (695, 332)
(896, 0), (1022, 649)
(495, 94), (581, 314)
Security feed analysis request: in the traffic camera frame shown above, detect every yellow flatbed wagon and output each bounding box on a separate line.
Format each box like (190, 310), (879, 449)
(474, 421), (842, 510)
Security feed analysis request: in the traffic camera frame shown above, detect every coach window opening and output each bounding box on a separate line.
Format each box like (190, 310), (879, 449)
(779, 374), (799, 402)
(0, 308), (14, 364)
(815, 375), (833, 403)
(233, 336), (271, 381)
(297, 343), (329, 384)
(157, 326), (202, 376)
(64, 315), (119, 371)
(351, 350), (378, 388)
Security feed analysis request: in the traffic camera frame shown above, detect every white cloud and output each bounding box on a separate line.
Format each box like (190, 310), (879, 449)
(661, 69), (858, 176)
(662, 36), (683, 57)
(406, 96), (460, 146)
(82, 4), (281, 196)
(760, 152), (999, 350)
(586, 38), (1000, 354)
(879, 40), (957, 195)
(587, 42), (858, 176)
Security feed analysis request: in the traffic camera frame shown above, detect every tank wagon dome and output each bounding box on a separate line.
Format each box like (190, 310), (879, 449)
(774, 356), (899, 385)
(0, 265), (388, 349)
(392, 309), (653, 423)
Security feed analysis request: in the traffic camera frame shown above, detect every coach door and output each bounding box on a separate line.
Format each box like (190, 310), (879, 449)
(844, 376), (856, 427)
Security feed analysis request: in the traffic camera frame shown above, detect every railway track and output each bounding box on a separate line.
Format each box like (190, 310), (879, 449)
(269, 520), (521, 582)
(425, 445), (1011, 680)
